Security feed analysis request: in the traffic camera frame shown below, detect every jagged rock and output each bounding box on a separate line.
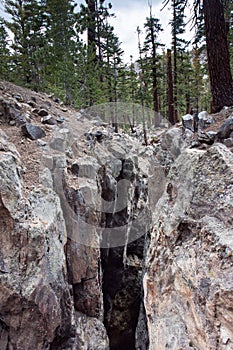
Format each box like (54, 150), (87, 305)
(198, 130), (217, 144)
(217, 117), (233, 140)
(182, 114), (193, 131)
(0, 98), (21, 123)
(93, 130), (103, 141)
(13, 94), (23, 102)
(56, 116), (65, 123)
(21, 123), (46, 140)
(144, 144), (233, 350)
(75, 313), (109, 350)
(160, 127), (186, 159)
(224, 138), (233, 148)
(198, 110), (215, 129)
(41, 115), (57, 125)
(38, 108), (49, 117)
(84, 132), (92, 141)
(1, 81), (233, 350)
(37, 139), (47, 147)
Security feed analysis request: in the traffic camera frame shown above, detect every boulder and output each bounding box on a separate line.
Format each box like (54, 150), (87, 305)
(41, 115), (57, 125)
(182, 114), (193, 131)
(217, 117), (233, 140)
(198, 110), (215, 129)
(38, 109), (49, 117)
(143, 144), (233, 350)
(21, 123), (46, 140)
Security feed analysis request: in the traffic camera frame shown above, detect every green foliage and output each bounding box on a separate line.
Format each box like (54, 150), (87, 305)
(4, 0), (46, 88)
(0, 0), (213, 120)
(0, 16), (10, 79)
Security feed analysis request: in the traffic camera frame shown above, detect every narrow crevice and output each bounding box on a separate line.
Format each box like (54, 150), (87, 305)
(100, 161), (148, 350)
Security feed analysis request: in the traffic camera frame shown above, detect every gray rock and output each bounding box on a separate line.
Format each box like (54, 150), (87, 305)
(13, 94), (23, 102)
(224, 137), (233, 148)
(198, 110), (215, 129)
(56, 116), (65, 123)
(38, 109), (49, 117)
(198, 130), (217, 144)
(217, 117), (233, 140)
(41, 115), (57, 125)
(144, 144), (233, 350)
(161, 127), (185, 159)
(93, 130), (103, 141)
(21, 123), (46, 140)
(182, 114), (193, 131)
(37, 139), (47, 147)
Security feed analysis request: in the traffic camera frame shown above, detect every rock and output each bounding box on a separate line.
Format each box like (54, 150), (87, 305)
(217, 117), (233, 140)
(56, 116), (65, 123)
(13, 94), (23, 102)
(37, 139), (47, 147)
(182, 114), (193, 131)
(161, 127), (186, 159)
(21, 123), (46, 140)
(198, 110), (215, 129)
(84, 132), (92, 141)
(143, 144), (233, 350)
(198, 130), (217, 144)
(75, 313), (109, 350)
(0, 98), (21, 123)
(41, 115), (57, 125)
(224, 138), (233, 148)
(93, 130), (103, 141)
(38, 109), (49, 117)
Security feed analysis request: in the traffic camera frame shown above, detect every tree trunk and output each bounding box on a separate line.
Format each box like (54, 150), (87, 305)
(150, 24), (159, 115)
(203, 0), (233, 112)
(167, 49), (176, 125)
(86, 0), (96, 53)
(172, 0), (178, 122)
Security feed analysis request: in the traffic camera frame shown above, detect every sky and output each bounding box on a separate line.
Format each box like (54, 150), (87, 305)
(97, 0), (195, 63)
(0, 0), (195, 64)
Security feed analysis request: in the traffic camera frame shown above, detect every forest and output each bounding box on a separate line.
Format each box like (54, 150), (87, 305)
(0, 0), (233, 125)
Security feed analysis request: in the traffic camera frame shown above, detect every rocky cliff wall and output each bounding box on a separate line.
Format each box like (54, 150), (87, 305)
(0, 81), (233, 350)
(0, 81), (157, 349)
(143, 130), (233, 350)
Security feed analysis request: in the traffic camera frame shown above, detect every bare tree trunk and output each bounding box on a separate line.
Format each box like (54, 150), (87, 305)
(203, 0), (233, 112)
(86, 0), (96, 54)
(167, 49), (176, 125)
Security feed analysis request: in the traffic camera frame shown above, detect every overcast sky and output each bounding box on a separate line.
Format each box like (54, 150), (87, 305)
(106, 0), (194, 62)
(0, 0), (194, 63)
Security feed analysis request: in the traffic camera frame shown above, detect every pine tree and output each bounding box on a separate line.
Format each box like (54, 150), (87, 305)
(4, 0), (45, 88)
(44, 0), (77, 104)
(143, 6), (163, 117)
(0, 17), (10, 80)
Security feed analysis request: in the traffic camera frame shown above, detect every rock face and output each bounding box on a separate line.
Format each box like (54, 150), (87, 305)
(1, 81), (233, 350)
(0, 81), (156, 350)
(143, 143), (233, 350)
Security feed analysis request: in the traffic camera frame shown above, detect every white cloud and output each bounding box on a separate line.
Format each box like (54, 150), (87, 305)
(109, 0), (195, 63)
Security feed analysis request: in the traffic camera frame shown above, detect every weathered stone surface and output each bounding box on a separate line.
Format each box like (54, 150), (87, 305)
(21, 123), (46, 140)
(41, 115), (57, 125)
(217, 117), (233, 140)
(143, 144), (233, 350)
(75, 312), (109, 349)
(198, 130), (217, 144)
(182, 114), (193, 131)
(38, 108), (49, 117)
(198, 110), (215, 129)
(1, 81), (233, 350)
